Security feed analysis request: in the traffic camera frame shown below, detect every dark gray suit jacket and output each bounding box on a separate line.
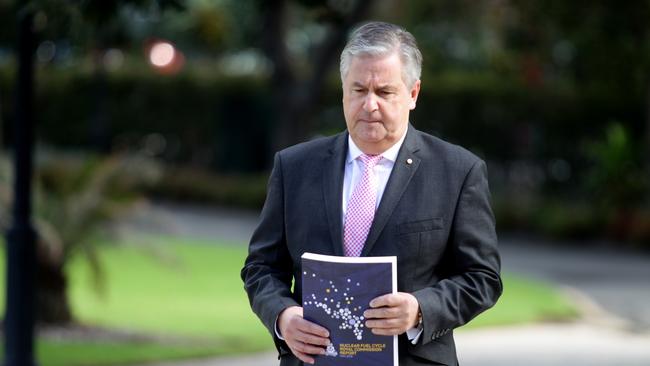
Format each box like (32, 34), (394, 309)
(241, 125), (502, 366)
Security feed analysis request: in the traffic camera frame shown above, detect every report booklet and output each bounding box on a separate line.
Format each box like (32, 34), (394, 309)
(301, 252), (398, 366)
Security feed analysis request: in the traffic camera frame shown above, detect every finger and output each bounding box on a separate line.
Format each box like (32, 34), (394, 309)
(297, 318), (330, 338)
(371, 327), (402, 336)
(369, 294), (397, 308)
(292, 349), (315, 365)
(295, 332), (331, 347)
(364, 306), (399, 319)
(293, 340), (327, 356)
(365, 318), (400, 329)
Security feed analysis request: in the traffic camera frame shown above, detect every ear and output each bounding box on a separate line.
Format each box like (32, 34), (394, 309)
(409, 80), (421, 110)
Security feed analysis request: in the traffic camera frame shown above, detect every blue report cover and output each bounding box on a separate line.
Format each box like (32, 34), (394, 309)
(301, 252), (398, 366)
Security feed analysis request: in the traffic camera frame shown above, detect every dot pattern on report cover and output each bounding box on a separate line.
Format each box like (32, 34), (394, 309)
(304, 271), (366, 342)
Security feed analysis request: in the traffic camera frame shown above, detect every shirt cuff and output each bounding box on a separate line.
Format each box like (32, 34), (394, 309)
(406, 323), (423, 345)
(275, 316), (285, 341)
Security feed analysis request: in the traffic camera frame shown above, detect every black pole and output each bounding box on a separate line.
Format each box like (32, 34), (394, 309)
(3, 9), (38, 366)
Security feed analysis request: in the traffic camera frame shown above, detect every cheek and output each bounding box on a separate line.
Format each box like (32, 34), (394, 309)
(382, 103), (402, 121)
(345, 99), (362, 115)
(343, 100), (358, 124)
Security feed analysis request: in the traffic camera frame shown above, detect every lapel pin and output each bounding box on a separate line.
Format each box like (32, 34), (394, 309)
(406, 158), (413, 165)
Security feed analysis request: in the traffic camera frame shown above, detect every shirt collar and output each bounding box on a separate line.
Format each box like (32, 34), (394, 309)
(346, 127), (408, 164)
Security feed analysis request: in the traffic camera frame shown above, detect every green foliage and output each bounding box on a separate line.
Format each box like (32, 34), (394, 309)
(493, 196), (650, 246)
(1, 0), (186, 49)
(1, 64), (642, 171)
(583, 123), (648, 209)
(147, 166), (268, 209)
(531, 201), (604, 241)
(505, 0), (650, 97)
(0, 151), (163, 322)
(576, 123), (650, 245)
(34, 151), (163, 260)
(0, 65), (273, 173)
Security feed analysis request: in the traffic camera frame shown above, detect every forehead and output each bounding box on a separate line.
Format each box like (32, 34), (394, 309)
(346, 53), (404, 84)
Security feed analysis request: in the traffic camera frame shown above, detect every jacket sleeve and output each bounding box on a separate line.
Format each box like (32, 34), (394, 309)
(241, 152), (299, 355)
(412, 159), (503, 345)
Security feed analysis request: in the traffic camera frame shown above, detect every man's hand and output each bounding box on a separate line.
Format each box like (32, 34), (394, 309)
(278, 306), (330, 364)
(363, 292), (420, 336)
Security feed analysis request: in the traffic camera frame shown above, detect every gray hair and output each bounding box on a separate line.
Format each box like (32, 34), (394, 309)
(340, 21), (423, 88)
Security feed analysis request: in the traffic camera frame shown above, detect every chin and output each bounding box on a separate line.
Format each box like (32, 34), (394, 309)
(357, 129), (386, 143)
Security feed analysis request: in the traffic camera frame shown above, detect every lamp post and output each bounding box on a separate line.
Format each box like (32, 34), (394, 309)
(3, 8), (38, 366)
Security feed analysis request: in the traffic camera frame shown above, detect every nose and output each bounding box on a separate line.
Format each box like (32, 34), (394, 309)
(363, 93), (379, 112)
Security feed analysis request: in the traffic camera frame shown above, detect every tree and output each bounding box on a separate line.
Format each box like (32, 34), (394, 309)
(504, 1), (650, 156)
(255, 0), (376, 151)
(2, 0), (184, 326)
(1, 152), (162, 324)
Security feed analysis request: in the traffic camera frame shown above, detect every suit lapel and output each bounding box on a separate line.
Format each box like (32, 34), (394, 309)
(322, 132), (348, 256)
(361, 126), (421, 256)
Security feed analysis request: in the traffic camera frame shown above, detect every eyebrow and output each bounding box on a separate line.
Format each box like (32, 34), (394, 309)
(351, 82), (397, 91)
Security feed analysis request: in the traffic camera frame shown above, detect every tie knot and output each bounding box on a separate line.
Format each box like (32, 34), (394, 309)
(359, 154), (382, 169)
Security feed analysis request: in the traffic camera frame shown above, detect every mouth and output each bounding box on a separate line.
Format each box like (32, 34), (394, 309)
(358, 119), (381, 124)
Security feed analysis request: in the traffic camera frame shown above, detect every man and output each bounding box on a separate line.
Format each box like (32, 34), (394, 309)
(241, 21), (502, 366)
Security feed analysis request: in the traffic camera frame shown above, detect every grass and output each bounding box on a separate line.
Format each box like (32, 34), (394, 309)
(67, 237), (268, 343)
(34, 340), (231, 366)
(463, 274), (579, 329)
(0, 235), (579, 365)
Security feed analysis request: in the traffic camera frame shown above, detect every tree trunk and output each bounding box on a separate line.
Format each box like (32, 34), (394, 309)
(35, 242), (72, 324)
(0, 98), (4, 150)
(4, 9), (38, 366)
(646, 82), (650, 190)
(259, 0), (295, 152)
(261, 0), (375, 154)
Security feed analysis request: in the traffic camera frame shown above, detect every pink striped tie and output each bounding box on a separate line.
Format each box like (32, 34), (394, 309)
(344, 154), (383, 257)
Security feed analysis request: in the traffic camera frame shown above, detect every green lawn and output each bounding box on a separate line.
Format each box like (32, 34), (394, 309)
(67, 237), (268, 344)
(0, 235), (578, 365)
(33, 340), (233, 366)
(463, 273), (579, 329)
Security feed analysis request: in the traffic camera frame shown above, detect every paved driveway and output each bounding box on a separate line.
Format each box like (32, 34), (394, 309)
(500, 235), (650, 331)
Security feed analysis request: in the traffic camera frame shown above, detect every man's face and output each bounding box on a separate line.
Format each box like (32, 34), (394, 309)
(342, 52), (420, 154)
